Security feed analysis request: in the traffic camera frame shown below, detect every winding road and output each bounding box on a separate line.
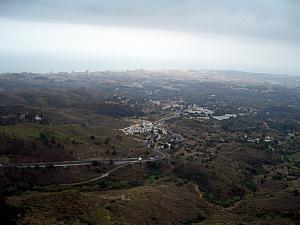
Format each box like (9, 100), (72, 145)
(2, 112), (179, 169)
(0, 114), (180, 186)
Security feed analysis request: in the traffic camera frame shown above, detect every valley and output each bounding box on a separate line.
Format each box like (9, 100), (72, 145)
(0, 70), (300, 225)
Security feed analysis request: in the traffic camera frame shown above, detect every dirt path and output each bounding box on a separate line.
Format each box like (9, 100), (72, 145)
(193, 183), (203, 199)
(59, 162), (134, 186)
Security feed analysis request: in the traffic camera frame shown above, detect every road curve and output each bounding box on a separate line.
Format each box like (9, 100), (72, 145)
(1, 113), (175, 169)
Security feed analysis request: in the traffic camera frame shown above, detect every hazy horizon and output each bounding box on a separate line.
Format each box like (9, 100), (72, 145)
(1, 0), (300, 75)
(1, 68), (298, 78)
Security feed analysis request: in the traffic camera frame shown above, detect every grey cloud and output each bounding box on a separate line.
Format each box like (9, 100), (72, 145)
(0, 0), (299, 42)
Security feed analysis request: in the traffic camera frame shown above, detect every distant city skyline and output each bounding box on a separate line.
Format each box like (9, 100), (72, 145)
(0, 0), (299, 75)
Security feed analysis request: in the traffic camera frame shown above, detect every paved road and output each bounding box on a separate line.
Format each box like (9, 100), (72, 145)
(158, 111), (184, 142)
(1, 112), (178, 169)
(2, 151), (165, 169)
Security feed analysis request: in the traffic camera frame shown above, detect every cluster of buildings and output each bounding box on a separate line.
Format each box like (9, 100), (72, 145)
(105, 95), (138, 108)
(183, 105), (215, 116)
(162, 103), (183, 110)
(245, 135), (274, 144)
(212, 114), (237, 120)
(122, 120), (167, 135)
(180, 104), (248, 121)
(19, 113), (44, 122)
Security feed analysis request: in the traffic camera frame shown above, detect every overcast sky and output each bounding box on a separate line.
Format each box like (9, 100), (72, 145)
(0, 0), (299, 74)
